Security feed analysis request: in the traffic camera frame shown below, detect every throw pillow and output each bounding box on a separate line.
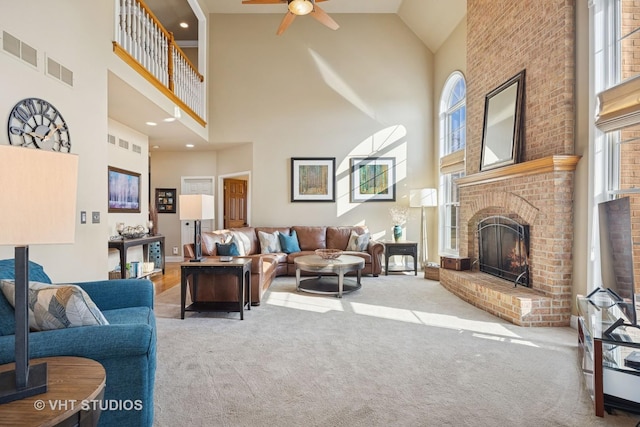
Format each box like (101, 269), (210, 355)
(346, 231), (371, 252)
(216, 242), (240, 256)
(230, 231), (251, 256)
(0, 280), (109, 331)
(278, 230), (301, 254)
(258, 230), (282, 254)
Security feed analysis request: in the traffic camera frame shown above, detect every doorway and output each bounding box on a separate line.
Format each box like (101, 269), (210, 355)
(218, 171), (251, 229)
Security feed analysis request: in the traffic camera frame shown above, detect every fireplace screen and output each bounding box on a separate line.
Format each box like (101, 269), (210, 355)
(478, 216), (529, 287)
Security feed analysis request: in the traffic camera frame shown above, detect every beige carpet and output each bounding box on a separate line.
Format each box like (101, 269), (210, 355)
(153, 274), (640, 427)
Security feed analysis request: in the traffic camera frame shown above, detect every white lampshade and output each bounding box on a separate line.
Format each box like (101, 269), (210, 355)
(0, 145), (78, 246)
(288, 0), (313, 15)
(409, 188), (438, 208)
(179, 194), (215, 220)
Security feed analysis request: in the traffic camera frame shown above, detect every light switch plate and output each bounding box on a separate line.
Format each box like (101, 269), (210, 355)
(92, 211), (100, 224)
(80, 211), (87, 224)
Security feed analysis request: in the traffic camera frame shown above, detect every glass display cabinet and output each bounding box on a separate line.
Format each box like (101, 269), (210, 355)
(577, 292), (640, 417)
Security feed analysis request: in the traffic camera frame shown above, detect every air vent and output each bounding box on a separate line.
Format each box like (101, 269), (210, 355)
(47, 56), (73, 87)
(2, 31), (37, 67)
(118, 139), (130, 150)
(107, 134), (116, 145)
(132, 144), (142, 154)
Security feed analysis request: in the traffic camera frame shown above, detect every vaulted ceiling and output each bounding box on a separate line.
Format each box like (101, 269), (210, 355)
(110, 0), (466, 151)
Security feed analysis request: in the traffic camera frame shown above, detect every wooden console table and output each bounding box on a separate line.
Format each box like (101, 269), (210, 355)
(108, 235), (165, 279)
(0, 356), (106, 427)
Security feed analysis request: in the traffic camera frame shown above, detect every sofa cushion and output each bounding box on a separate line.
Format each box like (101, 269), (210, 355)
(326, 226), (369, 250)
(216, 242), (240, 256)
(201, 231), (230, 256)
(0, 280), (109, 331)
(293, 226), (327, 251)
(346, 230), (371, 252)
(230, 228), (259, 255)
(0, 259), (52, 284)
(258, 230), (282, 254)
(278, 230), (301, 254)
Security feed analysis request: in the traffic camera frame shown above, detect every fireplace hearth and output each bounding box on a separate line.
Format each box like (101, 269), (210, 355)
(477, 216), (529, 287)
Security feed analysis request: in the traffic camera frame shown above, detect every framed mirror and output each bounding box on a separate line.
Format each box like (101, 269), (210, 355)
(480, 70), (525, 171)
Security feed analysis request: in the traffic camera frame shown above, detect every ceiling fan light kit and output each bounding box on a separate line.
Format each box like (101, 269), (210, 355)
(288, 0), (313, 16)
(242, 0), (339, 35)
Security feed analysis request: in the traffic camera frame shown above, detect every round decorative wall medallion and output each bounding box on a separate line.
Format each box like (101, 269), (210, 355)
(7, 97), (71, 152)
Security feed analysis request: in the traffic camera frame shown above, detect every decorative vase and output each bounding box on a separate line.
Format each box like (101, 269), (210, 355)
(393, 225), (402, 242)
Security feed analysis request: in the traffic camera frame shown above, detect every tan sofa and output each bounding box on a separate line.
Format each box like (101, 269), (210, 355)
(183, 225), (383, 306)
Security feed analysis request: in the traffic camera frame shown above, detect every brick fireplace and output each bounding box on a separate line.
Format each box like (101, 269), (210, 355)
(440, 156), (580, 326)
(439, 0), (579, 326)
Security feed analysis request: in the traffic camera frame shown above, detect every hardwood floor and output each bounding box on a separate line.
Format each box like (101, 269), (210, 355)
(150, 262), (181, 295)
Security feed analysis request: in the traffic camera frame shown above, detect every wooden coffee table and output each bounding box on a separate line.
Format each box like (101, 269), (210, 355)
(295, 254), (365, 298)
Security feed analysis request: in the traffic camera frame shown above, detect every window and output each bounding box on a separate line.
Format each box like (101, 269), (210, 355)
(593, 0), (640, 290)
(439, 72), (466, 256)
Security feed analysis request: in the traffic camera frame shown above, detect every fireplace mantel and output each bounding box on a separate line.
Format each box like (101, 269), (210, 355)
(457, 155), (581, 188)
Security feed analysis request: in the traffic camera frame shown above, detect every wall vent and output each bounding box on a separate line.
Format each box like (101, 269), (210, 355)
(118, 139), (130, 150)
(47, 56), (73, 87)
(2, 31), (37, 67)
(132, 144), (142, 154)
(107, 134), (116, 145)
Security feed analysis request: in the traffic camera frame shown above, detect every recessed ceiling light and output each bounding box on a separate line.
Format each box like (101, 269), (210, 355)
(146, 121), (157, 126)
(179, 22), (189, 28)
(152, 145), (160, 149)
(163, 117), (176, 122)
(185, 144), (194, 148)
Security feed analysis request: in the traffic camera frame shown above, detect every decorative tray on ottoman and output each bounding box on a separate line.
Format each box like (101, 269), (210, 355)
(315, 249), (343, 260)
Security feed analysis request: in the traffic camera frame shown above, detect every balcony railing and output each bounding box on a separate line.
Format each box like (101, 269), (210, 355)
(113, 0), (205, 126)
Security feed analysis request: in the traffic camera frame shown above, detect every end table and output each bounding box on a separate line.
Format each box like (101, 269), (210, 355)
(383, 240), (418, 276)
(0, 356), (106, 427)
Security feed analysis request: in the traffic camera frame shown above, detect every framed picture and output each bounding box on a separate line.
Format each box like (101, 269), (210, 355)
(108, 166), (141, 213)
(291, 157), (336, 202)
(155, 188), (176, 213)
(350, 157), (396, 202)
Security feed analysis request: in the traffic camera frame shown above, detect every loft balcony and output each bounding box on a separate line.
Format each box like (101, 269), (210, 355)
(112, 0), (205, 126)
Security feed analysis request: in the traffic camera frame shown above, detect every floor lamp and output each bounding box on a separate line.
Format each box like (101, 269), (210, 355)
(0, 145), (78, 404)
(179, 194), (215, 262)
(410, 188), (438, 269)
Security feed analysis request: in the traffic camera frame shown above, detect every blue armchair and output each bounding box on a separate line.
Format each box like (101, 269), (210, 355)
(0, 259), (156, 427)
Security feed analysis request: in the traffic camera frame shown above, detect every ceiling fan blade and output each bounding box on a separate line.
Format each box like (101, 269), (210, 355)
(310, 4), (339, 31)
(276, 11), (296, 35)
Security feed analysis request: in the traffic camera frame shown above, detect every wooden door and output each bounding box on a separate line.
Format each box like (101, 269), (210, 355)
(224, 179), (247, 228)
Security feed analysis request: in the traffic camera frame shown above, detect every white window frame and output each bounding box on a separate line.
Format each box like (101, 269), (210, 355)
(439, 71), (466, 257)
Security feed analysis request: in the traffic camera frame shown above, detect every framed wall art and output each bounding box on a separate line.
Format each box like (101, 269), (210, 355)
(155, 188), (176, 213)
(291, 157), (336, 202)
(108, 166), (141, 213)
(350, 157), (396, 202)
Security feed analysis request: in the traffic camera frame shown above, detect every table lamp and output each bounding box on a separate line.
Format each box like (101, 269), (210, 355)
(179, 194), (215, 262)
(0, 145), (78, 403)
(410, 188), (438, 268)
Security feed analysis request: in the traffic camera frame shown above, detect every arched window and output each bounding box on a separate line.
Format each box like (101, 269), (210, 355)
(439, 72), (466, 256)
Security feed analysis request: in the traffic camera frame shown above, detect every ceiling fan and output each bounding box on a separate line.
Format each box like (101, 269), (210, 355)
(242, 0), (340, 35)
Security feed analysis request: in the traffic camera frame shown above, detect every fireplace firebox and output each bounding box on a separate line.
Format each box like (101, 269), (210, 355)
(478, 216), (529, 287)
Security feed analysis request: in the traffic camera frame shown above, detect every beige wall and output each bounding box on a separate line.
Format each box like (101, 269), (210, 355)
(206, 13), (435, 245)
(573, 0), (590, 307)
(0, 1), (114, 282)
(149, 150), (218, 257)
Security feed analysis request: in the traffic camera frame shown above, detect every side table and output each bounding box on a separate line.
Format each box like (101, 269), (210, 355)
(383, 240), (418, 276)
(0, 356), (106, 427)
(180, 258), (252, 320)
